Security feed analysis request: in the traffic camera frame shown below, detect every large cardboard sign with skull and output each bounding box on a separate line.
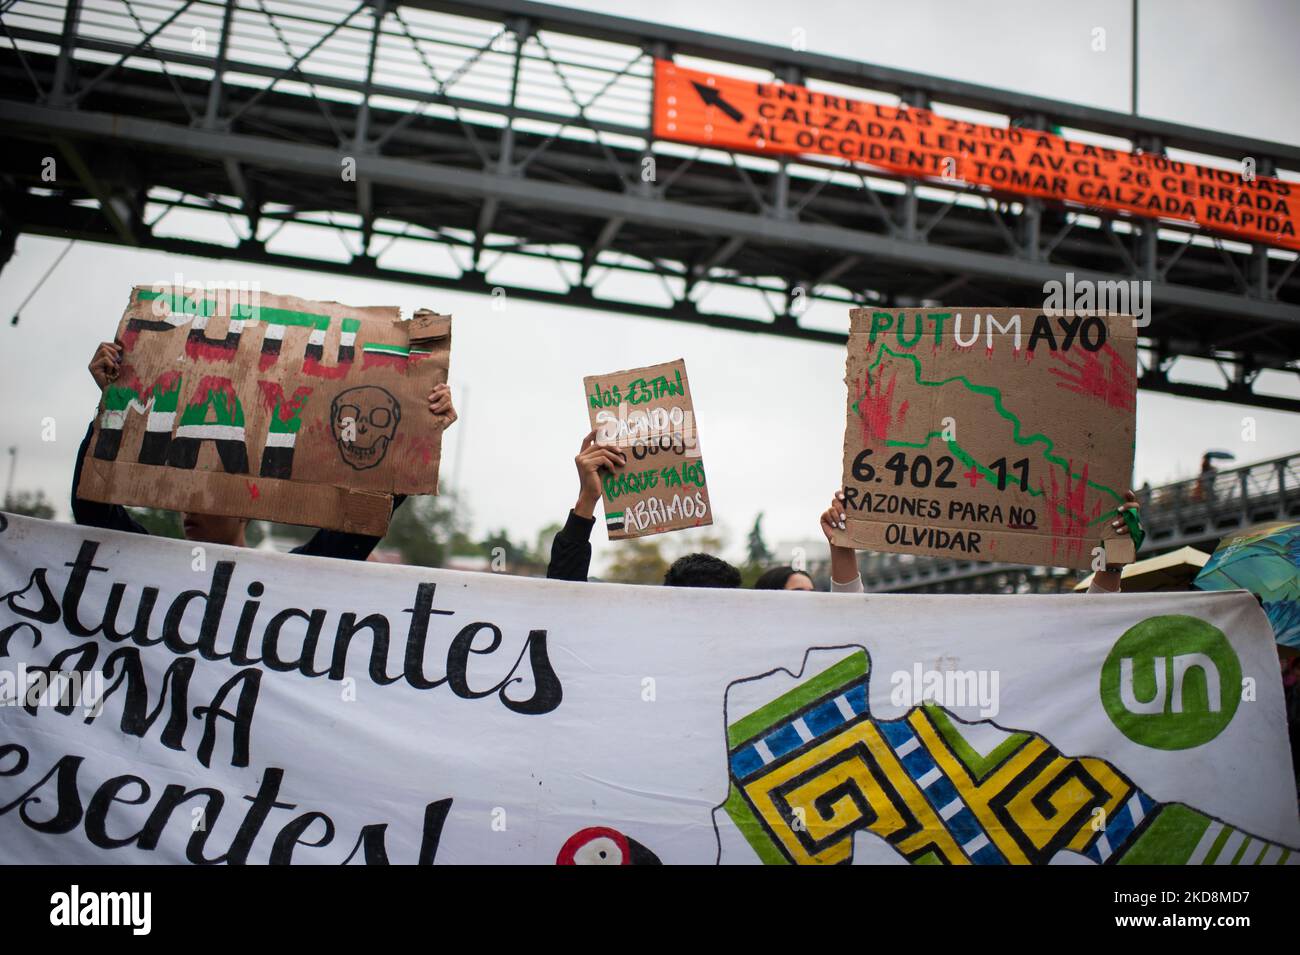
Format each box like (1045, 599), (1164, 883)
(76, 286), (451, 536)
(584, 358), (711, 540)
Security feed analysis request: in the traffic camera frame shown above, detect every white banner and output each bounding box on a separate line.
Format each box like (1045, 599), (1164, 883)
(1, 513), (1296, 865)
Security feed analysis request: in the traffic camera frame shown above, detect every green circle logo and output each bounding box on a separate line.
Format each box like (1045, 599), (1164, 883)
(1100, 615), (1241, 750)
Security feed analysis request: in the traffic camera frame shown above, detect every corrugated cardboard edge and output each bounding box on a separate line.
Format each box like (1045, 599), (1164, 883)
(79, 457), (394, 537)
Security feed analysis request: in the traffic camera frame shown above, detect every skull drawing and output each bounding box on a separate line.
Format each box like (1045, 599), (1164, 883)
(331, 386), (401, 470)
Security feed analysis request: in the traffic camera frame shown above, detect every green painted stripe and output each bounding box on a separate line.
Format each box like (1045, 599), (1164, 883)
(1230, 837), (1252, 866)
(1116, 804), (1211, 864)
(727, 651), (867, 749)
(1202, 825), (1234, 865)
(363, 344), (411, 356)
(1281, 849), (1292, 865)
(722, 783), (789, 866)
(1252, 844), (1269, 865)
(923, 703), (1030, 782)
(341, 318), (360, 333)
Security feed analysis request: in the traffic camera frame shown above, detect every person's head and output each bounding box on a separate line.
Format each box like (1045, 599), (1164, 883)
(663, 553), (741, 589)
(753, 566), (815, 591)
(181, 511), (248, 547)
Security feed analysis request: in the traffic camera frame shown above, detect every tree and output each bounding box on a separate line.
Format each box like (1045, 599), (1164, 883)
(747, 512), (772, 565)
(125, 506), (184, 538)
(379, 493), (464, 567)
(3, 490), (55, 520)
(603, 538), (669, 584)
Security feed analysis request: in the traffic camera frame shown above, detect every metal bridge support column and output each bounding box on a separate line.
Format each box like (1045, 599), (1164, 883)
(49, 0), (83, 107)
(900, 89), (929, 240)
(1251, 156), (1277, 299)
(640, 41), (669, 200)
(1136, 134), (1162, 287)
(1018, 114), (1046, 260)
(354, 0), (390, 261)
(771, 65), (802, 221)
(474, 15), (531, 271)
(202, 0), (237, 128)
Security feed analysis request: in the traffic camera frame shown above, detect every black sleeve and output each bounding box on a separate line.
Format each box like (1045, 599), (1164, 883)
(70, 420), (148, 535)
(546, 509), (595, 582)
(291, 494), (406, 562)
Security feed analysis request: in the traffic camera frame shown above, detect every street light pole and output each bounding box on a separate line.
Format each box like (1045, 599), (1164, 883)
(1131, 0), (1139, 116)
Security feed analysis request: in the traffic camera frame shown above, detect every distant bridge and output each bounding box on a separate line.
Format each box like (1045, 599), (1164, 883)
(0, 0), (1298, 410)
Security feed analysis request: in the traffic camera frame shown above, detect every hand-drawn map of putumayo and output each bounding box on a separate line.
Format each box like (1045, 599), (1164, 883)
(832, 308), (1136, 571)
(584, 358), (710, 540)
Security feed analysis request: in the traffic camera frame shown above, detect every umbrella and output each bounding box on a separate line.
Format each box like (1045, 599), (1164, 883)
(1193, 521), (1300, 650)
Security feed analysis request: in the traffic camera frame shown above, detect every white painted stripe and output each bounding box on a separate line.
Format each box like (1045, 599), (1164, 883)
(100, 409), (125, 429)
(265, 324), (285, 340)
(939, 797), (964, 821)
(962, 833), (989, 855)
(263, 431), (297, 448)
(833, 694), (855, 722)
(192, 315), (209, 330)
(1187, 821), (1223, 865)
(916, 766), (942, 789)
(228, 320), (246, 334)
(309, 329), (326, 346)
(894, 735), (920, 757)
(174, 424), (246, 441)
(341, 332), (356, 346)
(753, 739), (775, 765)
(1215, 829), (1246, 865)
(1125, 793), (1146, 829)
(146, 412), (175, 432)
(792, 718), (813, 743)
(1094, 834), (1112, 862)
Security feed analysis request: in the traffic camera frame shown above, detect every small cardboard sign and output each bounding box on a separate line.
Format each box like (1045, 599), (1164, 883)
(583, 358), (711, 540)
(77, 286), (452, 536)
(833, 308), (1137, 570)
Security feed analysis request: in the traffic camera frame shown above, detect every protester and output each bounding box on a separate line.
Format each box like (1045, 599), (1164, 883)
(753, 566), (815, 591)
(546, 429), (742, 587)
(546, 429), (624, 582)
(664, 553), (741, 588)
(72, 339), (457, 560)
(819, 489), (1143, 593)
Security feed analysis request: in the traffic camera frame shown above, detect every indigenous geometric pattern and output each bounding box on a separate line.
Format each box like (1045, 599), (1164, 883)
(722, 651), (1298, 865)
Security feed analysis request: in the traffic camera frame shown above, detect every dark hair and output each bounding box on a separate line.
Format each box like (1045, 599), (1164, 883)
(663, 553), (742, 589)
(753, 566), (813, 590)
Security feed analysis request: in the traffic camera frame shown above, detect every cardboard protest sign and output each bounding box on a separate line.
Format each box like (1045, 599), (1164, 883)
(833, 309), (1137, 570)
(77, 286), (451, 536)
(3, 513), (1298, 864)
(583, 358), (710, 539)
(653, 59), (1300, 252)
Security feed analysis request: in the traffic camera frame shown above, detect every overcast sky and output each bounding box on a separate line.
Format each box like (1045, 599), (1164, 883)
(1, 0), (1298, 569)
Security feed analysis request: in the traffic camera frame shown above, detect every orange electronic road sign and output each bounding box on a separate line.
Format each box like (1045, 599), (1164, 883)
(652, 59), (1299, 252)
